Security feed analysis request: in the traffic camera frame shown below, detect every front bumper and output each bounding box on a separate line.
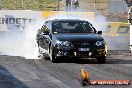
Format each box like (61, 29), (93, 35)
(54, 45), (107, 58)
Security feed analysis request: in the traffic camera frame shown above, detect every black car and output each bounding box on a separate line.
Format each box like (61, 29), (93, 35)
(36, 19), (107, 63)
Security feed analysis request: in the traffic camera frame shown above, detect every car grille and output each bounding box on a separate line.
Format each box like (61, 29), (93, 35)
(72, 41), (95, 47)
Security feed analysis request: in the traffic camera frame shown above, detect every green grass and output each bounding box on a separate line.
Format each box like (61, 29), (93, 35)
(1, 0), (59, 11)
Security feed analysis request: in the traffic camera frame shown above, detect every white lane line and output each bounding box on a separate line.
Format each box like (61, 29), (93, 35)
(124, 64), (132, 67)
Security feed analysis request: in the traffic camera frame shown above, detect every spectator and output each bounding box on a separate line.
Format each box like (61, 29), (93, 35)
(128, 6), (132, 24)
(66, 0), (71, 8)
(72, 0), (79, 7)
(123, 0), (132, 7)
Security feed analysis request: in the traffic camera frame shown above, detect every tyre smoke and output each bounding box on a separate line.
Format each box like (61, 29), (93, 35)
(0, 19), (44, 59)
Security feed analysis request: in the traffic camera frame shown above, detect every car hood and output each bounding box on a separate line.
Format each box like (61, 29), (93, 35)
(53, 34), (104, 42)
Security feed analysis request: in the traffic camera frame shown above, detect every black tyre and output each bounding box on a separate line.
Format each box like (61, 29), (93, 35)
(38, 46), (48, 60)
(51, 53), (57, 63)
(80, 78), (91, 86)
(50, 47), (58, 63)
(38, 46), (44, 59)
(96, 56), (106, 64)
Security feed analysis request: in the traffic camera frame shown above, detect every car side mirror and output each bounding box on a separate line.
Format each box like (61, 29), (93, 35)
(98, 31), (102, 35)
(43, 31), (49, 35)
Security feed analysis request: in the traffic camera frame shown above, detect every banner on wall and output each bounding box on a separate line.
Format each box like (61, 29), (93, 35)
(0, 10), (42, 31)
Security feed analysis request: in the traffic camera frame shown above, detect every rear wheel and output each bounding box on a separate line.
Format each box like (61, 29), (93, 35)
(38, 46), (44, 59)
(96, 56), (106, 64)
(38, 46), (48, 60)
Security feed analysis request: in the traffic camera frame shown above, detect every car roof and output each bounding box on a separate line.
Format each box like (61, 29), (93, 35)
(52, 19), (88, 22)
(45, 19), (89, 24)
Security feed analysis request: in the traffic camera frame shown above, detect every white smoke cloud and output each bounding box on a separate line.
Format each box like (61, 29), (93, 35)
(0, 19), (44, 59)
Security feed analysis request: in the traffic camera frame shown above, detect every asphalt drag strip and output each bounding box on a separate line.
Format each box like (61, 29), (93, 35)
(0, 51), (131, 88)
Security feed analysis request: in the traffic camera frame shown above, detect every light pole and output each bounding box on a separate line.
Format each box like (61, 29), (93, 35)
(94, 0), (96, 11)
(58, 0), (60, 11)
(0, 0), (2, 10)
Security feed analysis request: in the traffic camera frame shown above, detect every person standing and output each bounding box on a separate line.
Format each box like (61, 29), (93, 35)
(128, 6), (132, 24)
(123, 0), (132, 7)
(66, 0), (71, 11)
(72, 0), (79, 6)
(72, 0), (79, 10)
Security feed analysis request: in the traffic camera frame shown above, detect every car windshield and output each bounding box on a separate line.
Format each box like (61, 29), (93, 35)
(52, 21), (96, 34)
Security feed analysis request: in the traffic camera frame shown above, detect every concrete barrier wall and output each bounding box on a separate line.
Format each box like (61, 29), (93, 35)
(101, 22), (130, 50)
(41, 11), (95, 21)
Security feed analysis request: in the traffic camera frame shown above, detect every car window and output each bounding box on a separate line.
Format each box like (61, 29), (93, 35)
(52, 21), (95, 34)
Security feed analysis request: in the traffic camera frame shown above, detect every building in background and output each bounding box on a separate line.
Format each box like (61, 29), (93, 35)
(77, 0), (126, 12)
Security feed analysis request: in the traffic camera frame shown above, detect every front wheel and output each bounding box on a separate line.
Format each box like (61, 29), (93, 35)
(49, 47), (58, 63)
(96, 56), (106, 64)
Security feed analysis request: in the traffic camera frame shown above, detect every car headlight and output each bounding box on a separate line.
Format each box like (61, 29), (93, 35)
(57, 41), (73, 47)
(95, 41), (105, 46)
